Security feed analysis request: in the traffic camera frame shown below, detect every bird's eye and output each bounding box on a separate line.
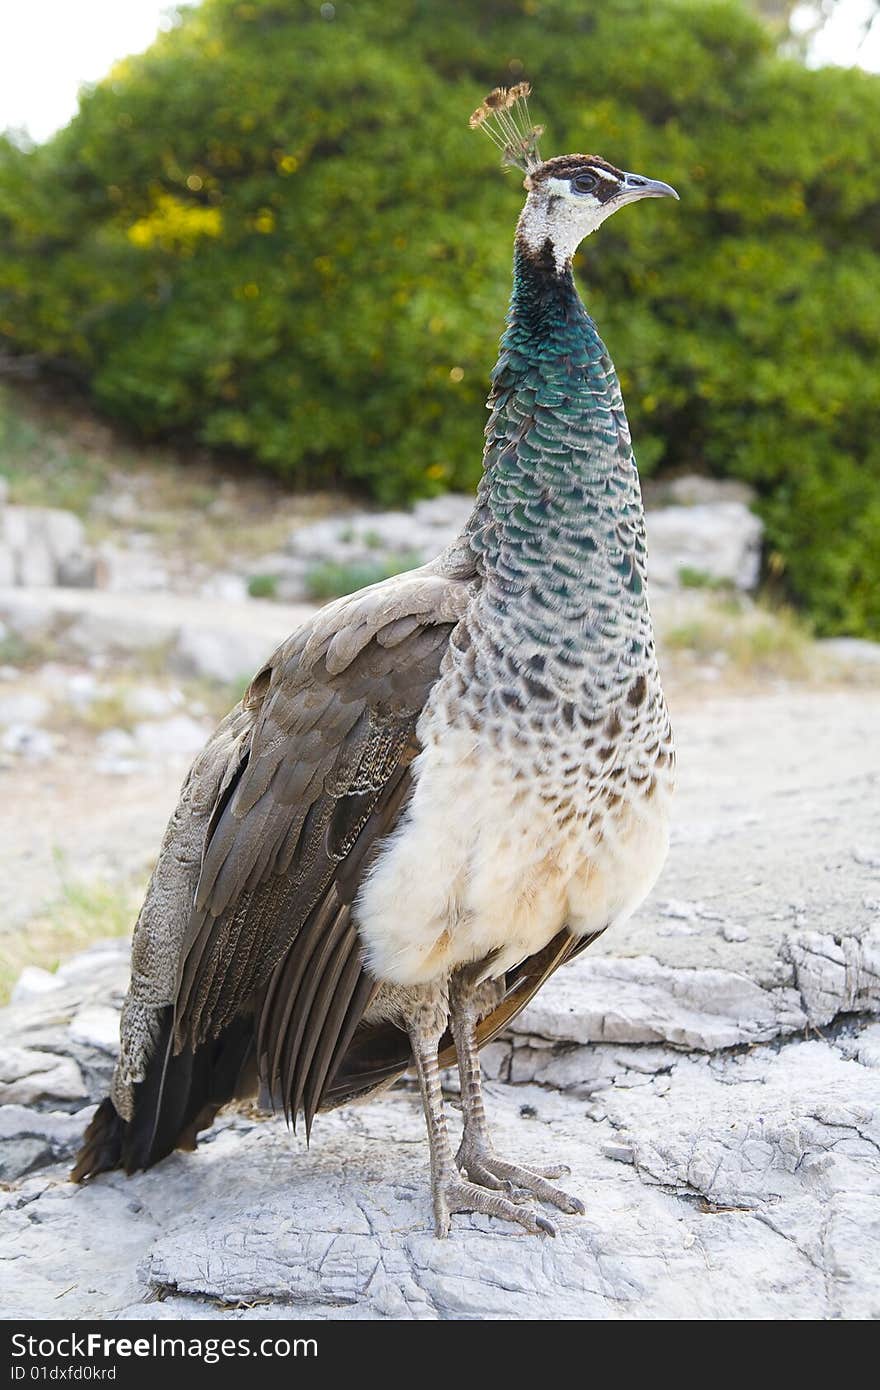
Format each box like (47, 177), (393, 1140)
(571, 172), (598, 194)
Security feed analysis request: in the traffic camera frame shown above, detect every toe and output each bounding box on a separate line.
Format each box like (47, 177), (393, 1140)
(459, 1157), (507, 1191)
(526, 1176), (584, 1214)
(444, 1180), (556, 1237)
(473, 1155), (585, 1215)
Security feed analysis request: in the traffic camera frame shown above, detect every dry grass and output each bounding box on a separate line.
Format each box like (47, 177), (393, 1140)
(0, 877), (141, 1005)
(59, 690), (136, 735)
(183, 674), (251, 722)
(0, 380), (342, 573)
(658, 598), (813, 684)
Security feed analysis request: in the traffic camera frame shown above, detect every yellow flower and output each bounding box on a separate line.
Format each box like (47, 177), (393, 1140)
(126, 195), (222, 252)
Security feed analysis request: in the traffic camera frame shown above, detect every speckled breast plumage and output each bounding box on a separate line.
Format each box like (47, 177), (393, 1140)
(356, 241), (674, 989)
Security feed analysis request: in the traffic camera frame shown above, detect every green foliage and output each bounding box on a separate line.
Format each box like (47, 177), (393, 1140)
(677, 566), (730, 591)
(1, 0), (879, 633)
(246, 572), (279, 598)
(305, 552), (424, 601)
(0, 630), (43, 668)
(0, 385), (112, 513)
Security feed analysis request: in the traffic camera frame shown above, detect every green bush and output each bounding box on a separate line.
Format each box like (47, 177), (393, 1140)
(246, 572), (280, 599)
(1, 0), (879, 634)
(305, 553), (426, 601)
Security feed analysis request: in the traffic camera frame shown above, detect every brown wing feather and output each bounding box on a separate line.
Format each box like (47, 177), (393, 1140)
(171, 622), (452, 1128)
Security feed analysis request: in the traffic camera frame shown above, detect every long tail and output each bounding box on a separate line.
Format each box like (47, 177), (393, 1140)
(71, 1007), (255, 1181)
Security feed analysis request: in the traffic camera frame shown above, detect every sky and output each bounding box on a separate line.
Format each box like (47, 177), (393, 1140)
(0, 1), (189, 143)
(0, 0), (879, 143)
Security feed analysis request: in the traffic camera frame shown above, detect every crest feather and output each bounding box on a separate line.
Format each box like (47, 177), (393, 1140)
(468, 83), (543, 174)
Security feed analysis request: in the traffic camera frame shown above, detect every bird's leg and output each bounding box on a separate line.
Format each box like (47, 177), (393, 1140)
(449, 968), (585, 1220)
(406, 986), (554, 1238)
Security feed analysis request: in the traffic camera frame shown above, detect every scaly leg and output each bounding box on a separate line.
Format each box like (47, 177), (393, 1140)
(406, 986), (554, 1238)
(449, 969), (585, 1225)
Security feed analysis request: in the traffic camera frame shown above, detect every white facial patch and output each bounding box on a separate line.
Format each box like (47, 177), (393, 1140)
(518, 175), (619, 272)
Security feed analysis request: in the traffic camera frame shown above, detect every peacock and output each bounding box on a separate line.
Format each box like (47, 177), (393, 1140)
(74, 85), (678, 1239)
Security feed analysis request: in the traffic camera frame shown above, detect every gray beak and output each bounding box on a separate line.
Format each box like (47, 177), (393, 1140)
(616, 171), (680, 205)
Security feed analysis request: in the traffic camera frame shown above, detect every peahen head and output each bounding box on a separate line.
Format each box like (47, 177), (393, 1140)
(470, 85), (678, 272)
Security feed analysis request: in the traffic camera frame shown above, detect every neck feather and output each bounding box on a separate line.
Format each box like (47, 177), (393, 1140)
(466, 239), (653, 687)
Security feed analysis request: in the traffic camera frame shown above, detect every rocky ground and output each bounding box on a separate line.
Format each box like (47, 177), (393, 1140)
(1, 684), (878, 1320)
(1, 394), (879, 1319)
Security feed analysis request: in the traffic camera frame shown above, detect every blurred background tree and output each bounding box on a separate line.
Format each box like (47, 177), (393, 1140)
(0, 0), (878, 636)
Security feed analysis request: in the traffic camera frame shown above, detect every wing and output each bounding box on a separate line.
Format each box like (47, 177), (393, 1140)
(108, 557), (474, 1141)
(171, 563), (474, 1133)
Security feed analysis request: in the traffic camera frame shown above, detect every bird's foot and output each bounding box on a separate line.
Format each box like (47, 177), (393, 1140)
(456, 1141), (585, 1216)
(432, 1175), (557, 1239)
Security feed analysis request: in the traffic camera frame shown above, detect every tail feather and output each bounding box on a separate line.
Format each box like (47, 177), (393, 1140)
(71, 1098), (125, 1182)
(71, 1006), (255, 1182)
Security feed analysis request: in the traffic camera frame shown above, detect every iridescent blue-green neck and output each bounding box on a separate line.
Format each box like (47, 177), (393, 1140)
(466, 239), (652, 695)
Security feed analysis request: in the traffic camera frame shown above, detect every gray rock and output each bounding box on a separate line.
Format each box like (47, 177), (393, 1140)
(0, 1137), (54, 1181)
(818, 637), (880, 667)
(0, 723), (55, 761)
(0, 592), (57, 639)
(132, 715), (211, 758)
(646, 502), (763, 590)
(1, 1039), (878, 1320)
(124, 684), (184, 719)
(285, 495), (474, 580)
(648, 474), (756, 508)
(1, 922), (879, 1319)
(0, 588), (313, 678)
(0, 691), (50, 725)
(96, 542), (170, 594)
(0, 1047), (87, 1105)
(55, 938), (130, 984)
(66, 609), (173, 657)
(0, 1104), (94, 1180)
(722, 923), (750, 943)
(172, 626), (276, 683)
(513, 953), (805, 1052)
(69, 1006), (120, 1053)
(95, 728), (142, 776)
(0, 506), (95, 588)
(57, 551), (98, 589)
(1, 679), (879, 1319)
(411, 495), (476, 531)
(0, 546), (14, 586)
(783, 927), (880, 1025)
(11, 967), (65, 1005)
(0, 942), (129, 1114)
(199, 573), (249, 603)
(40, 668), (104, 710)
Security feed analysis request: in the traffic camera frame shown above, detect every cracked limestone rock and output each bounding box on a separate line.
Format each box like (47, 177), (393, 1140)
(0, 936), (879, 1320)
(1, 1039), (878, 1320)
(1, 691), (878, 1319)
